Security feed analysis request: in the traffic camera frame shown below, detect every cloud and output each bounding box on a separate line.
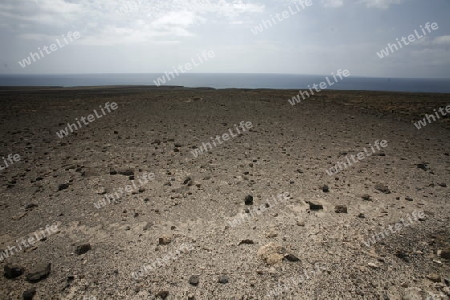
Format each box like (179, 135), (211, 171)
(433, 35), (450, 45)
(3, 0), (265, 45)
(359, 0), (405, 9)
(321, 0), (344, 8)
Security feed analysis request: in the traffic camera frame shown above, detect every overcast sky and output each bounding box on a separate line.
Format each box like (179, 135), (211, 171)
(1, 0), (449, 78)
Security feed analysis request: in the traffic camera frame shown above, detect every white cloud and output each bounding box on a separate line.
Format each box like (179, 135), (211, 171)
(433, 35), (450, 45)
(359, 0), (405, 9)
(3, 0), (265, 45)
(321, 0), (344, 8)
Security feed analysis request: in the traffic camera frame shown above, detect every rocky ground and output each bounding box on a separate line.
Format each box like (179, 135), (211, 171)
(0, 86), (449, 300)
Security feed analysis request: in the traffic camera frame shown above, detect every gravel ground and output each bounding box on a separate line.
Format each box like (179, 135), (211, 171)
(0, 86), (449, 300)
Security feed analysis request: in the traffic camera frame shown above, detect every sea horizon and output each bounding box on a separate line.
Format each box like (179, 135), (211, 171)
(1, 73), (449, 93)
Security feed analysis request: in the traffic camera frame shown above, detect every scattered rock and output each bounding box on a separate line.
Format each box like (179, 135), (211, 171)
(296, 220), (305, 226)
(367, 262), (379, 269)
(257, 243), (285, 266)
(95, 187), (107, 195)
(238, 239), (254, 245)
(395, 250), (410, 262)
(183, 176), (193, 185)
(361, 194), (372, 201)
(218, 275), (229, 284)
(357, 213), (365, 218)
(244, 195), (253, 205)
(307, 201), (323, 211)
(426, 273), (441, 283)
(58, 183), (69, 191)
(159, 235), (172, 245)
(334, 205), (348, 213)
(405, 196), (413, 201)
(322, 185), (330, 193)
(266, 230), (278, 238)
(26, 262), (51, 283)
(23, 287), (36, 300)
(439, 248), (450, 259)
(416, 163), (429, 171)
(189, 275), (199, 286)
(4, 264), (24, 279)
(117, 168), (134, 176)
(75, 243), (91, 255)
(374, 183), (390, 194)
(283, 254), (300, 262)
(25, 203), (38, 210)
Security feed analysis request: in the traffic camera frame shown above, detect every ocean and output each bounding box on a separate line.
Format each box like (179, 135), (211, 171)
(0, 73), (449, 93)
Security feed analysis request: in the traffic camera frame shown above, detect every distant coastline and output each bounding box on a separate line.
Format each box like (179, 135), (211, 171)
(0, 73), (449, 93)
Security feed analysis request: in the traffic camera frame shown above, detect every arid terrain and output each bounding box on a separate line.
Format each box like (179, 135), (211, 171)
(0, 86), (449, 300)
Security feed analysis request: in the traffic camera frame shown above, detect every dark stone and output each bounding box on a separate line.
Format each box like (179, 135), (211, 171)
(284, 254), (300, 262)
(189, 275), (199, 286)
(4, 264), (24, 279)
(23, 287), (36, 300)
(322, 185), (329, 193)
(244, 195), (253, 205)
(416, 163), (429, 171)
(75, 243), (91, 255)
(183, 177), (192, 185)
(238, 239), (254, 245)
(58, 183), (69, 191)
(361, 194), (372, 201)
(405, 196), (413, 201)
(307, 201), (323, 211)
(441, 249), (450, 259)
(374, 183), (390, 194)
(335, 205), (348, 213)
(395, 250), (410, 262)
(118, 169), (134, 176)
(218, 275), (229, 284)
(26, 263), (51, 283)
(25, 203), (38, 210)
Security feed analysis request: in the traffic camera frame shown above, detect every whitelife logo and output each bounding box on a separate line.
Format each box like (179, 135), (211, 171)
(0, 153), (21, 172)
(56, 102), (118, 139)
(363, 210), (425, 247)
(413, 104), (450, 129)
(250, 0), (312, 35)
(0, 224), (58, 262)
(18, 31), (81, 68)
(288, 69), (350, 106)
(376, 22), (439, 58)
(190, 121), (253, 158)
(326, 139), (388, 176)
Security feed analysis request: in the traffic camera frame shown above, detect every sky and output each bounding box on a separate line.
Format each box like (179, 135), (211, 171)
(1, 0), (449, 78)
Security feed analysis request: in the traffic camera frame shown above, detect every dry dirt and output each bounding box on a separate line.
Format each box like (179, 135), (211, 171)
(0, 86), (449, 300)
